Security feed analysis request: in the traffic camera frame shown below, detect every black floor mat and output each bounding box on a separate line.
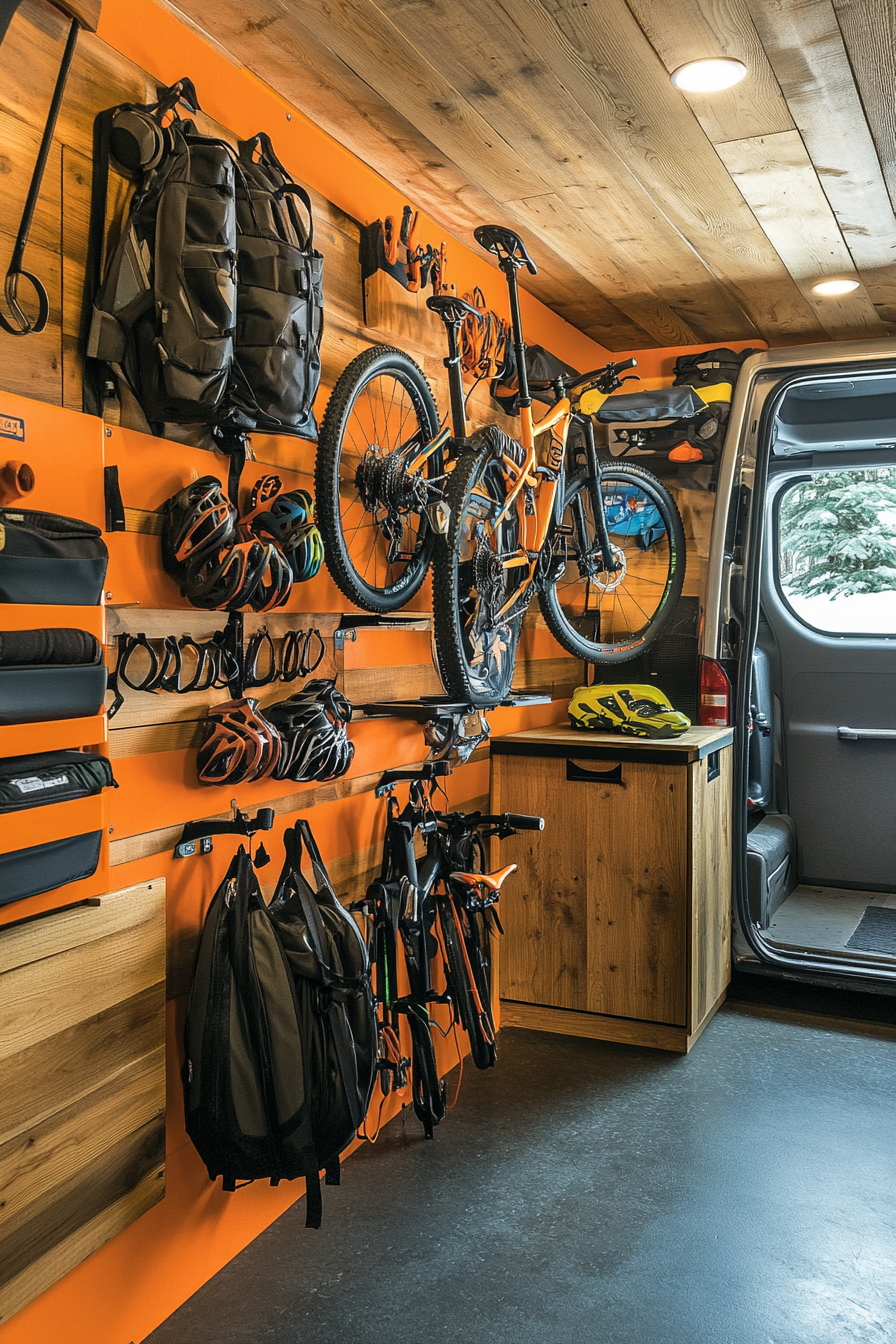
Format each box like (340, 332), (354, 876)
(846, 906), (896, 955)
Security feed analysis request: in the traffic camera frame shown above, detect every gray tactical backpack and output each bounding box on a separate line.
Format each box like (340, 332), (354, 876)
(85, 81), (323, 442)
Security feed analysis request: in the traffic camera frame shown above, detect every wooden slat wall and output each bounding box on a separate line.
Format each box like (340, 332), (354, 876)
(0, 881), (166, 1324)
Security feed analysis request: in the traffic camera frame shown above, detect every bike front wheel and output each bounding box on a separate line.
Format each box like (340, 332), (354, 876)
(539, 463), (685, 664)
(315, 345), (442, 613)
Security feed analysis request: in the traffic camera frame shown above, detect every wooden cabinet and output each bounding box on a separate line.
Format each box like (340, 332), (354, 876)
(491, 725), (733, 1052)
(0, 880), (166, 1322)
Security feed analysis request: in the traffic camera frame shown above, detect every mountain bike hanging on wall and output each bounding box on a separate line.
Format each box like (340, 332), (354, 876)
(315, 225), (685, 705)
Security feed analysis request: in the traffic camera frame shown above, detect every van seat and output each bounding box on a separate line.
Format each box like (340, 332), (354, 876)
(747, 814), (797, 928)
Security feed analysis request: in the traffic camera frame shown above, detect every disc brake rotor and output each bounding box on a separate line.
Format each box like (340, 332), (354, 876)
(592, 542), (627, 593)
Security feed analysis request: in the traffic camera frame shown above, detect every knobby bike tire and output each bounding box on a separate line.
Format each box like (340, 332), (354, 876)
(539, 462), (685, 664)
(439, 894), (496, 1070)
(406, 1008), (446, 1138)
(464, 908), (498, 1063)
(315, 345), (441, 614)
(432, 440), (524, 706)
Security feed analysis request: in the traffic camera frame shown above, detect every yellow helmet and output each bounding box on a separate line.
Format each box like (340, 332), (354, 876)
(568, 683), (691, 739)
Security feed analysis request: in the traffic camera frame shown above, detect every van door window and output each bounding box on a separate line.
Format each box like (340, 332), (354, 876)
(777, 467), (896, 635)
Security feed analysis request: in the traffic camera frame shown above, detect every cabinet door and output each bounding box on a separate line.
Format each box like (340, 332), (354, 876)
(493, 753), (688, 1025)
(580, 759), (688, 1025)
(492, 755), (590, 1010)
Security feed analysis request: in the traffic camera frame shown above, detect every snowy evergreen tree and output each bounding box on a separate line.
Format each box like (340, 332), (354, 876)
(779, 468), (896, 597)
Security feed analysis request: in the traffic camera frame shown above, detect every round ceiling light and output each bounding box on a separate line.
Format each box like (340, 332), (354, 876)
(670, 58), (748, 92)
(812, 278), (860, 296)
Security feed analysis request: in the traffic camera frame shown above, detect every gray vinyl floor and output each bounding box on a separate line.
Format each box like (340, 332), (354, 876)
(146, 1007), (896, 1344)
(767, 885), (896, 957)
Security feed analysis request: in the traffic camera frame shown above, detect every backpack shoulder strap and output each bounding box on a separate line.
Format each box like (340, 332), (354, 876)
(287, 816), (334, 899)
(82, 103), (116, 416)
(238, 131), (314, 251)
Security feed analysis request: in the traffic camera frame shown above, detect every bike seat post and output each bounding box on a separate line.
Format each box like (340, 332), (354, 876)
(441, 318), (468, 440)
(502, 261), (531, 414)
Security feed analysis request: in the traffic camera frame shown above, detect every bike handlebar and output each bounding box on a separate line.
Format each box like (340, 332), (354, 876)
(568, 357), (638, 393)
(449, 811), (545, 832)
(376, 762), (451, 795)
(501, 813), (545, 831)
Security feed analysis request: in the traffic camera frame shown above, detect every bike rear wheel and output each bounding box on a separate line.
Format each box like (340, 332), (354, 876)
(432, 433), (526, 705)
(539, 463), (685, 664)
(315, 345), (442, 613)
(439, 893), (497, 1070)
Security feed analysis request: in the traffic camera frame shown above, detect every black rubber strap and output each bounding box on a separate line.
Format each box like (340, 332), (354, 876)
(104, 465), (126, 531)
(210, 640), (241, 689)
(303, 1153), (323, 1229)
(289, 818), (336, 902)
(244, 627), (277, 687)
(300, 627), (325, 677)
(176, 635), (211, 693)
(158, 635), (183, 692)
(116, 633), (162, 691)
(280, 629), (302, 682)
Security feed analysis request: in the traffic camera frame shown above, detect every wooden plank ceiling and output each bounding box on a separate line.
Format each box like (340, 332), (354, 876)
(171, 0), (896, 351)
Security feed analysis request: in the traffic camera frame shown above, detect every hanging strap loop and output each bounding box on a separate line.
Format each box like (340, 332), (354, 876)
(0, 16), (78, 336)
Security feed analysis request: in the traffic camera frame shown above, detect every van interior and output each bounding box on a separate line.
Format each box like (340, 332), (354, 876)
(746, 371), (896, 973)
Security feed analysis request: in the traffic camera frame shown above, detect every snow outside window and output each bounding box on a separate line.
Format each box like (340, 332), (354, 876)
(777, 467), (896, 636)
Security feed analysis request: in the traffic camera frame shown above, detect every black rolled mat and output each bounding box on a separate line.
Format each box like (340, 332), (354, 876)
(846, 906), (896, 955)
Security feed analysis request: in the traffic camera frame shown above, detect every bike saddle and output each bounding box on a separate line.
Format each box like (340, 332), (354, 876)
(450, 863), (518, 891)
(474, 225), (538, 274)
(426, 294), (482, 324)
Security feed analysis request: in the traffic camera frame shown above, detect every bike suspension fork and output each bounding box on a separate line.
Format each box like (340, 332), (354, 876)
(580, 416), (618, 572)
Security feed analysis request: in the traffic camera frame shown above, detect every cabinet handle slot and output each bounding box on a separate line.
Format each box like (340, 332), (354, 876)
(707, 751), (720, 782)
(566, 759), (624, 786)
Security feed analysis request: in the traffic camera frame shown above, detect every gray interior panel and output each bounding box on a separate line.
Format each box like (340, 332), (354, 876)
(784, 672), (896, 887)
(747, 814), (797, 928)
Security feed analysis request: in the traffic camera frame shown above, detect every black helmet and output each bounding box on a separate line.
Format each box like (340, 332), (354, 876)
(181, 538), (273, 611)
(161, 477), (237, 582)
(266, 679), (354, 783)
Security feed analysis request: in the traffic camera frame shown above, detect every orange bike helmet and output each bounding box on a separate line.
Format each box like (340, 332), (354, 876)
(196, 697), (282, 785)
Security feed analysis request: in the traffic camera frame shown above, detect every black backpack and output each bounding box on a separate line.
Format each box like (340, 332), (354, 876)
(183, 846), (328, 1222)
(86, 81), (323, 441)
(672, 346), (760, 392)
(267, 819), (377, 1184)
(229, 133), (323, 440)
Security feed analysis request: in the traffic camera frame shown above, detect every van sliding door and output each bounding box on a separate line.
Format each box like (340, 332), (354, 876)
(762, 465), (896, 891)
